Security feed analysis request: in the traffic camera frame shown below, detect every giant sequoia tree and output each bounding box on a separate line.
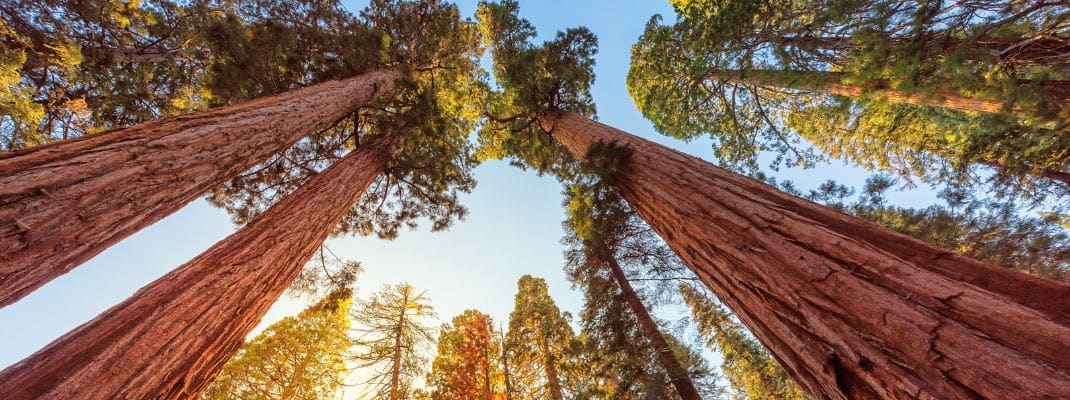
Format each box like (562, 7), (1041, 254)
(478, 1), (1070, 397)
(0, 129), (398, 399)
(0, 0), (486, 397)
(545, 111), (1070, 399)
(627, 0), (1070, 205)
(0, 0), (486, 307)
(0, 69), (398, 308)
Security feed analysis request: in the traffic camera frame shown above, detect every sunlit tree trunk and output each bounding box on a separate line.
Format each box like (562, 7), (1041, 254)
(0, 68), (400, 308)
(724, 69), (1070, 116)
(543, 110), (1070, 400)
(780, 35), (1070, 66)
(501, 329), (515, 400)
(598, 252), (702, 400)
(0, 133), (398, 400)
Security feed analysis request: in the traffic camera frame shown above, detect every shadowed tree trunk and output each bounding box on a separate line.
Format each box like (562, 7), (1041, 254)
(0, 133), (398, 400)
(542, 110), (1070, 400)
(596, 250), (702, 400)
(539, 332), (565, 400)
(724, 69), (1069, 116)
(501, 329), (515, 400)
(0, 68), (400, 308)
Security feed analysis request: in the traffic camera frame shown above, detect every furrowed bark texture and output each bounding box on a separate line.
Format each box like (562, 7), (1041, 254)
(544, 111), (1070, 400)
(602, 254), (702, 400)
(0, 134), (397, 400)
(0, 68), (400, 308)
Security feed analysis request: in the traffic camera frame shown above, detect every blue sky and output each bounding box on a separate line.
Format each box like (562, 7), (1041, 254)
(0, 0), (940, 391)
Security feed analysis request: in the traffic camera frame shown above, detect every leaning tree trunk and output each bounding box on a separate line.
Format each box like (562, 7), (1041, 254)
(597, 251), (702, 400)
(0, 68), (399, 308)
(724, 69), (1069, 116)
(542, 111), (1070, 399)
(0, 133), (397, 400)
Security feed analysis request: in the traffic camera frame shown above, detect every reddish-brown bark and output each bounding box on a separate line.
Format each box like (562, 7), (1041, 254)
(780, 35), (1070, 66)
(544, 111), (1070, 399)
(539, 333), (566, 400)
(0, 68), (400, 308)
(727, 69), (1026, 115)
(0, 133), (397, 400)
(600, 253), (702, 400)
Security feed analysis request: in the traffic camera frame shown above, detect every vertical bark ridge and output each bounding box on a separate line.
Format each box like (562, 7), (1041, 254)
(545, 111), (1070, 400)
(0, 133), (398, 400)
(0, 68), (401, 308)
(600, 253), (702, 400)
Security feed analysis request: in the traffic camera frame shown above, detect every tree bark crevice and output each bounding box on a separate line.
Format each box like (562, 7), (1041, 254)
(0, 68), (401, 308)
(544, 111), (1070, 400)
(0, 133), (399, 400)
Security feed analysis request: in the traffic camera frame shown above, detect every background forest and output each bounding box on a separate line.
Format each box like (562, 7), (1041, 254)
(1, 0), (1067, 399)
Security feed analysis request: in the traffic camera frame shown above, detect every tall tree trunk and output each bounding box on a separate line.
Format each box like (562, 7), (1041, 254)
(483, 336), (493, 400)
(723, 69), (1069, 116)
(596, 250), (702, 400)
(976, 159), (1070, 188)
(542, 110), (1070, 400)
(779, 35), (1070, 66)
(0, 133), (398, 400)
(538, 331), (565, 400)
(501, 329), (515, 400)
(0, 68), (400, 308)
(390, 297), (408, 400)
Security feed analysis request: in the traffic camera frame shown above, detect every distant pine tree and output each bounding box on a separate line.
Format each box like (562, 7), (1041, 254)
(202, 290), (354, 400)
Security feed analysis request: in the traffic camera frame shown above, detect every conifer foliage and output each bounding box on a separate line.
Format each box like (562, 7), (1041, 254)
(427, 310), (504, 400)
(351, 283), (438, 400)
(628, 0), (1070, 205)
(202, 290), (355, 400)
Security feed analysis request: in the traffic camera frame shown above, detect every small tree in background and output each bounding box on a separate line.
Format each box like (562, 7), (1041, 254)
(351, 283), (438, 400)
(201, 289), (355, 400)
(427, 310), (503, 400)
